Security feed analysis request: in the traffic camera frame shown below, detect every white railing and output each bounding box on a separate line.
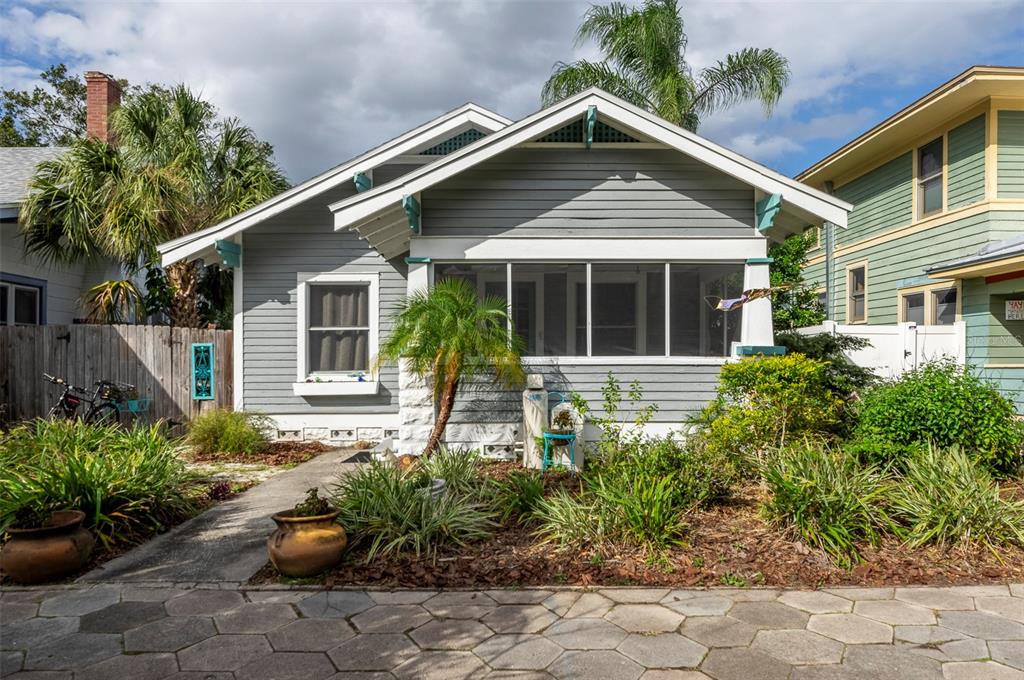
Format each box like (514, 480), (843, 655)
(794, 320), (966, 379)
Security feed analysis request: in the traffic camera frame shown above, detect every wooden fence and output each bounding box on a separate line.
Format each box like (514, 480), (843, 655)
(0, 325), (232, 426)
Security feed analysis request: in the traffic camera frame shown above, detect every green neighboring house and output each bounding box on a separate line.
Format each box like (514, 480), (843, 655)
(799, 65), (1024, 410)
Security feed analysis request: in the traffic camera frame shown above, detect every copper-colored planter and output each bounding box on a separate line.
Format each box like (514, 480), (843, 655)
(0, 510), (95, 584)
(267, 509), (347, 577)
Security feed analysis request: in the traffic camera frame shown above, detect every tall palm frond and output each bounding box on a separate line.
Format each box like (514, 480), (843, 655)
(692, 48), (791, 119)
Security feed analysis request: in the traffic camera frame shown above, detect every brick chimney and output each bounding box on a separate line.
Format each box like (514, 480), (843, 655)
(84, 71), (121, 143)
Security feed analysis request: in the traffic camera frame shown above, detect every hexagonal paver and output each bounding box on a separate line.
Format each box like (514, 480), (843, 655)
(727, 602), (808, 630)
(807, 613), (892, 644)
(484, 605), (559, 634)
(0, 602), (38, 623)
(751, 629), (843, 665)
(424, 591), (497, 619)
(543, 591), (581, 617)
(955, 585), (1011, 597)
(939, 611), (1024, 640)
(236, 652), (337, 680)
(1, 616), (79, 649)
(165, 590), (246, 617)
(1, 650), (24, 674)
(74, 652), (179, 680)
(212, 603), (296, 634)
(23, 633), (121, 670)
(601, 589), (671, 604)
(177, 634), (273, 671)
(894, 625), (968, 645)
(36, 586), (121, 617)
(665, 597), (733, 617)
(679, 616), (758, 648)
(918, 637), (990, 663)
(297, 590), (374, 619)
(393, 650), (489, 679)
(564, 593), (614, 619)
(839, 644), (943, 679)
(618, 633), (707, 668)
(245, 591), (314, 604)
(488, 590), (555, 604)
(124, 616), (217, 652)
(485, 672), (556, 680)
(352, 605), (433, 633)
(777, 591), (852, 614)
(990, 641), (1024, 671)
(544, 617), (629, 649)
(894, 588), (975, 611)
(474, 634), (563, 670)
(605, 605), (684, 633)
(369, 590), (438, 605)
(267, 618), (356, 651)
(120, 586), (188, 602)
(976, 598), (1024, 623)
(1011, 585), (1024, 598)
(411, 618), (494, 650)
(699, 648), (792, 680)
(853, 600), (936, 626)
(640, 672), (712, 680)
(548, 649), (644, 680)
(942, 661), (1024, 680)
(79, 601), (167, 633)
(159, 672), (236, 679)
(824, 587), (893, 601)
(326, 633), (419, 671)
(714, 589), (781, 602)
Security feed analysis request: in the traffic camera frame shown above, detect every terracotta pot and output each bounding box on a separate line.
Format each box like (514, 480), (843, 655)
(268, 509), (347, 577)
(0, 510), (95, 584)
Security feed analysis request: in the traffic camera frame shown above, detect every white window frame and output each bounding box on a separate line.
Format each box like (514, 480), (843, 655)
(897, 280), (962, 325)
(294, 272), (380, 396)
(0, 281), (43, 326)
(846, 261), (868, 324)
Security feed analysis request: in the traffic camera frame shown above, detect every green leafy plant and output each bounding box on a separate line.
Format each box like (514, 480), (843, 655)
(590, 471), (688, 549)
(186, 409), (271, 456)
(419, 447), (484, 497)
(890, 445), (1024, 551)
(533, 489), (607, 552)
(292, 488), (332, 517)
(488, 468), (546, 524)
(768, 232), (826, 331)
(0, 420), (195, 545)
(761, 440), (896, 567)
(571, 372), (657, 464)
(854, 360), (1024, 474)
(774, 331), (875, 399)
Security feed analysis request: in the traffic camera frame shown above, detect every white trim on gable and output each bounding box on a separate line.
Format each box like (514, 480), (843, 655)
(158, 103), (511, 266)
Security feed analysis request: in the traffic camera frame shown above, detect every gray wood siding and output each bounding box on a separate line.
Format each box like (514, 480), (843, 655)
(421, 148), (754, 236)
(242, 184), (405, 414)
(1, 222), (89, 324)
(450, 362), (721, 425)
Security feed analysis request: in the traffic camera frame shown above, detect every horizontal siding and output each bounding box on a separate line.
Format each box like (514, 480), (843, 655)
(997, 110), (1024, 198)
(833, 152), (913, 246)
(242, 183), (405, 415)
(422, 148), (754, 237)
(962, 277), (1024, 411)
(450, 362), (721, 425)
(1, 222), (89, 324)
(946, 114), (986, 209)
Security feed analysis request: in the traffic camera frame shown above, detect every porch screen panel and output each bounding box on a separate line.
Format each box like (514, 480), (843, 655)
(591, 264), (664, 356)
(308, 284), (369, 372)
(670, 263), (744, 357)
(511, 263), (586, 356)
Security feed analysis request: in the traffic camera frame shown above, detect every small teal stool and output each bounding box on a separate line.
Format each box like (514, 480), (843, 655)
(542, 432), (578, 473)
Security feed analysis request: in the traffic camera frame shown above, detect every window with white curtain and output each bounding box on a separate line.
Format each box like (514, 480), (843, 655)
(297, 273), (378, 380)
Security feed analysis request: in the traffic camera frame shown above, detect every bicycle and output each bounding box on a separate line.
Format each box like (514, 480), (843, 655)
(43, 373), (140, 425)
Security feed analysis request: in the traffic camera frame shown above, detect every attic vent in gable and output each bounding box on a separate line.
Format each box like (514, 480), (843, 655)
(421, 128), (486, 155)
(535, 119), (640, 143)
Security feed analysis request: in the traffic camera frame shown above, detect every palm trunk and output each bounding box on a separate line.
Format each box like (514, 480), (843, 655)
(423, 378), (459, 457)
(166, 260), (202, 328)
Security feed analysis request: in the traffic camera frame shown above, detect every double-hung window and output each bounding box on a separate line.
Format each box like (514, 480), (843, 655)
(918, 137), (943, 218)
(899, 283), (958, 325)
(0, 276), (44, 326)
(847, 263), (867, 323)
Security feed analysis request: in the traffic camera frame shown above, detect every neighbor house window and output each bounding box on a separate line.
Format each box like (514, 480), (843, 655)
(899, 283), (958, 325)
(0, 277), (44, 326)
(296, 273), (378, 380)
(847, 263), (867, 323)
(918, 137), (943, 218)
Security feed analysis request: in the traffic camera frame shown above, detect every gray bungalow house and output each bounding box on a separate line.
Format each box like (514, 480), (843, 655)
(159, 89), (851, 454)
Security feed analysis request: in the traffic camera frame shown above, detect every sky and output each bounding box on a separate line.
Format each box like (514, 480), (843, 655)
(2, 0), (1023, 184)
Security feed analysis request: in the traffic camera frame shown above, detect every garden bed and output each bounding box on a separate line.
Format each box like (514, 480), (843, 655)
(184, 440), (329, 467)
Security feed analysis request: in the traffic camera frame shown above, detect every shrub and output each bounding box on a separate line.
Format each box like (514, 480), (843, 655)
(854, 360), (1024, 474)
(570, 372), (657, 463)
(533, 489), (605, 551)
(761, 440), (896, 566)
(591, 471), (688, 549)
(0, 420), (195, 545)
(487, 468), (546, 523)
(331, 460), (494, 561)
(420, 447), (484, 497)
(186, 409), (271, 456)
(890, 445), (1024, 550)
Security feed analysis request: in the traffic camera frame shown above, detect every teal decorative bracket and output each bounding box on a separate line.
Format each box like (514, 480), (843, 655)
(191, 343), (215, 400)
(745, 257), (775, 265)
(585, 105), (597, 148)
(756, 193), (783, 231)
(404, 256), (431, 264)
(402, 194), (421, 234)
(353, 172), (372, 193)
(736, 345), (787, 357)
(214, 240), (240, 268)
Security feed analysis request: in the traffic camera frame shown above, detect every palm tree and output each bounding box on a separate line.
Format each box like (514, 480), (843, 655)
(19, 86), (287, 325)
(542, 0), (790, 131)
(377, 278), (525, 456)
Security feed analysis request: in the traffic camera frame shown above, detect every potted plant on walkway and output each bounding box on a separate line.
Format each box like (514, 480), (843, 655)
(267, 488), (347, 577)
(0, 506), (95, 584)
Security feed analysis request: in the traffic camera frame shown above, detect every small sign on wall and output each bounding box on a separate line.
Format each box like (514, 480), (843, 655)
(1007, 300), (1024, 321)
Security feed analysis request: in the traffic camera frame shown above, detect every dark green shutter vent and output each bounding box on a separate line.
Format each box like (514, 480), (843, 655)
(536, 119), (640, 143)
(421, 128), (486, 155)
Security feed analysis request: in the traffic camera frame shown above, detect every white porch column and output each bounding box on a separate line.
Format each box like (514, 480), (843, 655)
(739, 257), (775, 349)
(398, 260), (434, 455)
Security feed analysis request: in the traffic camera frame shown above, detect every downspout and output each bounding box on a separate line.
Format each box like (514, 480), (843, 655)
(823, 180), (835, 321)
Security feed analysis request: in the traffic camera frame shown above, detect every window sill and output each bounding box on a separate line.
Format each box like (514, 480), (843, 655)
(293, 381), (380, 396)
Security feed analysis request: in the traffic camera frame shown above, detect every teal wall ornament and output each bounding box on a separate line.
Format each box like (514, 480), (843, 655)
(191, 343), (215, 400)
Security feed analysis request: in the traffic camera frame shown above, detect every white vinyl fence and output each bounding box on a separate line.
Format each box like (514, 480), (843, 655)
(794, 320), (966, 379)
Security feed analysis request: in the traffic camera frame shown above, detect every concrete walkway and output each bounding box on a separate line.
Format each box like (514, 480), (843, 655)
(2, 583), (1022, 679)
(80, 448), (359, 583)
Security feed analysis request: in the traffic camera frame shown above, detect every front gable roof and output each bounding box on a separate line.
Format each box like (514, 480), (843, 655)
(330, 88), (851, 259)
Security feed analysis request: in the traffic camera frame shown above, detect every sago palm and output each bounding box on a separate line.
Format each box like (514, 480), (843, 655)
(19, 86), (287, 325)
(542, 0), (790, 131)
(378, 278), (525, 456)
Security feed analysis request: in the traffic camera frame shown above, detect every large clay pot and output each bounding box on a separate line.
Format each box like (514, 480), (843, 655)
(268, 509), (347, 577)
(0, 510), (94, 584)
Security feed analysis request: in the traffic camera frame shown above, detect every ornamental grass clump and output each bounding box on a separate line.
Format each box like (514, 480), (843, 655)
(0, 419), (194, 546)
(186, 409), (271, 456)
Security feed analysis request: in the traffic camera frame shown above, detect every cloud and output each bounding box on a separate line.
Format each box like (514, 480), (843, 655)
(2, 0), (1022, 180)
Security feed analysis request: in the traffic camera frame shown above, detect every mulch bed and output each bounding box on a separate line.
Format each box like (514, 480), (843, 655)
(252, 472), (1024, 589)
(185, 441), (329, 466)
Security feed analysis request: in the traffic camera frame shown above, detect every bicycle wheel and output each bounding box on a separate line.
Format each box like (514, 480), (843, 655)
(86, 403), (121, 426)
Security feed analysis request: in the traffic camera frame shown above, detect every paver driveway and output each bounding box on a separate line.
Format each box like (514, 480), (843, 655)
(2, 583), (1023, 679)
